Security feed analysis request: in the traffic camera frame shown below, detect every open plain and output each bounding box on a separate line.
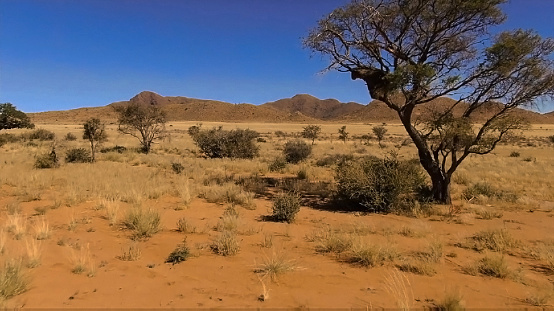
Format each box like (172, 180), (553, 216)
(0, 119), (553, 309)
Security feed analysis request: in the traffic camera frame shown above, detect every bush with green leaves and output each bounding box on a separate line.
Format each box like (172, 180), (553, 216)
(65, 148), (92, 163)
(302, 125), (322, 145)
(165, 239), (191, 264)
(34, 146), (59, 169)
(25, 129), (55, 141)
(283, 140), (312, 163)
(335, 153), (428, 213)
(271, 192), (301, 223)
(191, 127), (259, 159)
(64, 132), (77, 141)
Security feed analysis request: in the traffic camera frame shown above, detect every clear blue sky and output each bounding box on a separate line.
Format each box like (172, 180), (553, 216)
(1, 0), (553, 113)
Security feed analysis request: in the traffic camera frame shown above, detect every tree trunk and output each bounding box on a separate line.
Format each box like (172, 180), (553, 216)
(429, 169), (451, 204)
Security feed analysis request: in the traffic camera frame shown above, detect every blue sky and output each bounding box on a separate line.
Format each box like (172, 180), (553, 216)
(1, 0), (553, 113)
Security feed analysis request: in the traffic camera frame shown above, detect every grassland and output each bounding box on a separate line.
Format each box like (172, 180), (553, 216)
(0, 121), (552, 308)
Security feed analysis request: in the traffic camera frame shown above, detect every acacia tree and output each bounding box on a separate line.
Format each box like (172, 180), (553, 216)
(0, 103), (34, 131)
(115, 103), (166, 154)
(304, 0), (554, 204)
(83, 118), (107, 161)
(302, 125), (322, 145)
(372, 125), (387, 147)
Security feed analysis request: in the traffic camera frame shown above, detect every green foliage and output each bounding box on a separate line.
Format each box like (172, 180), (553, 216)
(271, 192), (301, 223)
(268, 157), (287, 172)
(335, 153), (428, 213)
(171, 162), (185, 174)
(302, 125), (322, 144)
(338, 125), (348, 142)
(372, 125), (388, 147)
(0, 133), (20, 147)
(283, 140), (312, 163)
(64, 132), (77, 141)
(83, 118), (107, 161)
(65, 148), (91, 163)
(34, 146), (59, 169)
(0, 103), (34, 131)
(165, 239), (191, 264)
(115, 103), (166, 153)
(191, 127), (259, 159)
(26, 129), (55, 141)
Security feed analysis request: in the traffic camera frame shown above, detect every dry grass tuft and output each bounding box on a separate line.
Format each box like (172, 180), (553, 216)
(6, 214), (27, 240)
(437, 288), (465, 311)
(465, 228), (518, 253)
(349, 241), (399, 267)
(176, 217), (197, 233)
(25, 239), (42, 268)
(0, 259), (28, 300)
(464, 253), (521, 280)
(211, 230), (240, 256)
(383, 268), (413, 310)
(33, 216), (50, 240)
(118, 243), (142, 261)
(123, 206), (162, 240)
(255, 251), (298, 282)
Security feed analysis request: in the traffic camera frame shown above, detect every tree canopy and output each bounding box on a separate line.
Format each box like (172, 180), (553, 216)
(0, 103), (34, 131)
(304, 0), (554, 203)
(114, 103), (166, 154)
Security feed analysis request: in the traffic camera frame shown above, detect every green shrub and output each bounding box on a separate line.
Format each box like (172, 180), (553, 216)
(283, 140), (312, 163)
(191, 127), (259, 159)
(548, 135), (554, 143)
(165, 239), (191, 264)
(0, 133), (20, 146)
(171, 162), (185, 174)
(100, 145), (127, 153)
(34, 147), (59, 169)
(65, 148), (91, 163)
(335, 154), (428, 213)
(64, 132), (77, 141)
(509, 151), (520, 157)
(315, 154), (354, 167)
(271, 192), (301, 223)
(26, 129), (55, 141)
(268, 157), (287, 172)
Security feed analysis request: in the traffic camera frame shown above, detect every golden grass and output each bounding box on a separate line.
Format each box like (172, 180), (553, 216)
(0, 259), (28, 300)
(118, 243), (142, 261)
(6, 214), (26, 240)
(32, 216), (50, 240)
(255, 250), (298, 282)
(24, 239), (42, 268)
(383, 268), (413, 310)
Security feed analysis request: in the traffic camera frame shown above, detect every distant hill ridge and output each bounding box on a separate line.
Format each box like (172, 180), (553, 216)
(29, 91), (554, 124)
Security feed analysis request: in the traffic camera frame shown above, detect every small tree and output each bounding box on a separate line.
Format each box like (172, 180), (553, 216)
(114, 103), (166, 154)
(372, 125), (388, 147)
(283, 140), (312, 163)
(338, 125), (349, 142)
(302, 125), (322, 145)
(0, 103), (34, 131)
(83, 118), (107, 162)
(304, 0), (554, 203)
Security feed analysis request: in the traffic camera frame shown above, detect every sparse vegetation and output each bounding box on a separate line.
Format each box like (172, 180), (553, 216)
(302, 125), (321, 145)
(115, 102), (166, 153)
(372, 125), (387, 147)
(211, 230), (240, 256)
(65, 148), (92, 163)
(119, 243), (142, 261)
(0, 259), (28, 300)
(83, 118), (107, 161)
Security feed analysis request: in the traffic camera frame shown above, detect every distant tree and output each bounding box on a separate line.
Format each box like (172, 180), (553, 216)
(114, 103), (166, 154)
(372, 125), (388, 147)
(304, 0), (554, 204)
(302, 125), (322, 145)
(83, 118), (107, 161)
(0, 103), (34, 131)
(338, 125), (349, 142)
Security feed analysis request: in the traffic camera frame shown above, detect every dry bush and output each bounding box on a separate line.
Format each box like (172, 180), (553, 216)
(200, 183), (255, 209)
(70, 244), (95, 277)
(464, 254), (520, 280)
(0, 259), (28, 300)
(176, 217), (196, 233)
(462, 182), (518, 203)
(348, 241), (399, 267)
(6, 214), (27, 240)
(191, 127), (259, 159)
(118, 243), (142, 261)
(467, 228), (518, 253)
(315, 230), (353, 254)
(283, 140), (312, 163)
(437, 288), (465, 311)
(65, 148), (91, 163)
(123, 206), (162, 240)
(211, 230), (240, 256)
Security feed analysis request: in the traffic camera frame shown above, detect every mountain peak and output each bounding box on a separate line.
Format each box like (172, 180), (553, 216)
(129, 91), (167, 106)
